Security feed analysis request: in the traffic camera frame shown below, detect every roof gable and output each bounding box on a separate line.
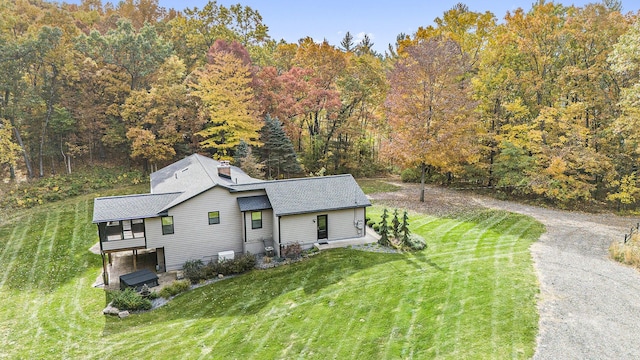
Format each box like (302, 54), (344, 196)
(150, 153), (261, 211)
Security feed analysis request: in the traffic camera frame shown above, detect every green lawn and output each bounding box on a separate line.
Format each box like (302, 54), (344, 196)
(0, 190), (544, 359)
(356, 179), (401, 194)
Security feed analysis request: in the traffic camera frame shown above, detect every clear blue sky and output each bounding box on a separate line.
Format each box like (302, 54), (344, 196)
(67, 0), (640, 53)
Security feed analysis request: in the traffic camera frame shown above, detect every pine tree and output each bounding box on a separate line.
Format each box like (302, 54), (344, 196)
(340, 31), (354, 52)
(392, 208), (401, 240)
(400, 210), (411, 247)
(234, 139), (249, 166)
(259, 114), (301, 178)
(378, 208), (390, 246)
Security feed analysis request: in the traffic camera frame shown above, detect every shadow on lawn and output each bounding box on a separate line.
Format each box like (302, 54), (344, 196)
(103, 248), (410, 334)
(405, 251), (446, 272)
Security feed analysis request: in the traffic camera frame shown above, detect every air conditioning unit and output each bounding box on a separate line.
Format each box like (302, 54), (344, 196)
(218, 250), (235, 262)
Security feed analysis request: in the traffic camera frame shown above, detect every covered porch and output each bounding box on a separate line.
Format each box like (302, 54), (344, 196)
(96, 247), (174, 290)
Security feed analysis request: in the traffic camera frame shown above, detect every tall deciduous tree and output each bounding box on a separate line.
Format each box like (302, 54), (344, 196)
(77, 19), (172, 90)
(167, 1), (268, 70)
(385, 38), (479, 202)
(122, 55), (202, 171)
(190, 40), (261, 160)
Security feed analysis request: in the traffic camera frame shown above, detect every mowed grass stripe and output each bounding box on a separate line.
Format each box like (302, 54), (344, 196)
(332, 271), (382, 358)
(26, 211), (61, 359)
(0, 217), (32, 289)
(429, 212), (534, 358)
(431, 213), (488, 358)
(458, 215), (531, 358)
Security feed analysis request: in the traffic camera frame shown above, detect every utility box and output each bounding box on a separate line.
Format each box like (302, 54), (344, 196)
(218, 250), (235, 262)
(265, 246), (274, 257)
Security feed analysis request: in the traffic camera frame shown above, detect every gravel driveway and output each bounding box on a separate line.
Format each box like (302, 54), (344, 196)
(371, 182), (640, 359)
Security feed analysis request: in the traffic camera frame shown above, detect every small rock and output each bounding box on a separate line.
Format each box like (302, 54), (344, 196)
(103, 305), (120, 315)
(360, 318), (365, 322)
(118, 311), (130, 318)
(218, 274), (224, 279)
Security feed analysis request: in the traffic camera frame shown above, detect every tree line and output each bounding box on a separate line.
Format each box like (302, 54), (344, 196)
(1, 0), (640, 207)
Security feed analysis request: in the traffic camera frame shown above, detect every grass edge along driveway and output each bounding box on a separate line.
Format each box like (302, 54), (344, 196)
(0, 192), (544, 359)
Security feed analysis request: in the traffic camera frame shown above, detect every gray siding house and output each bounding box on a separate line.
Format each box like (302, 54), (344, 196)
(92, 154), (370, 282)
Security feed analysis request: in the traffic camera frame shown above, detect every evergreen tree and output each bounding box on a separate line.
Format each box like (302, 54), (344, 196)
(378, 208), (390, 246)
(392, 208), (401, 240)
(355, 34), (375, 56)
(259, 114), (301, 178)
(401, 210), (411, 247)
(340, 31), (354, 52)
(234, 139), (249, 166)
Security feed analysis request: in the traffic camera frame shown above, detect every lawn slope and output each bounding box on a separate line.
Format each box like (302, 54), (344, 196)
(0, 192), (543, 359)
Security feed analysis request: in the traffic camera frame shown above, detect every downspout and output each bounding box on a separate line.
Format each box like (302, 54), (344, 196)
(142, 219), (147, 248)
(364, 207), (367, 236)
(243, 211), (247, 250)
(278, 216), (282, 257)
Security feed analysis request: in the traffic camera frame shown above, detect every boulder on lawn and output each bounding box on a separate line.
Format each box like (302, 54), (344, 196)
(103, 304), (120, 316)
(118, 310), (130, 318)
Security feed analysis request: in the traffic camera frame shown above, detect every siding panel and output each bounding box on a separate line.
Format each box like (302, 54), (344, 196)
(279, 208), (366, 249)
(146, 187), (267, 270)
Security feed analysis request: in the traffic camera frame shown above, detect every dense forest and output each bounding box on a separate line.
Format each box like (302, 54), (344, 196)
(1, 0), (640, 207)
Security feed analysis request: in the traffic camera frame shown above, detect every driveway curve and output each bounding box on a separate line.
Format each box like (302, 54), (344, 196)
(371, 182), (640, 359)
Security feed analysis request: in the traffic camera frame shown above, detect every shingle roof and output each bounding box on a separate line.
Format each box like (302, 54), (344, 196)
(237, 195), (272, 212)
(150, 154), (260, 211)
(92, 192), (182, 223)
(92, 154), (369, 224)
(93, 154), (263, 223)
(231, 174), (370, 216)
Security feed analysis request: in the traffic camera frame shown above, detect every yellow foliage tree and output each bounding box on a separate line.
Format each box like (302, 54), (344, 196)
(0, 121), (20, 166)
(190, 51), (262, 160)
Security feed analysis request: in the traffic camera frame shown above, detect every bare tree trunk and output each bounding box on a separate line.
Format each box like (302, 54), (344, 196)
(61, 142), (71, 174)
(39, 65), (58, 178)
(420, 163), (426, 202)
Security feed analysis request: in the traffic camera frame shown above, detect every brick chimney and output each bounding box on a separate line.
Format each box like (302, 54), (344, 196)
(217, 160), (231, 179)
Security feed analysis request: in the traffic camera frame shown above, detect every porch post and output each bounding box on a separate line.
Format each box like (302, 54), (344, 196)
(101, 252), (109, 285)
(133, 249), (137, 271)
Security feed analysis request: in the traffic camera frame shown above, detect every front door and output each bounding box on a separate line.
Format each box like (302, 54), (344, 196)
(317, 215), (328, 240)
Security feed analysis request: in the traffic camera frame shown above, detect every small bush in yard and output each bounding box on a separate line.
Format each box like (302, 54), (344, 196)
(183, 259), (205, 284)
(111, 288), (152, 311)
(407, 234), (427, 250)
(234, 253), (256, 272)
(159, 280), (191, 299)
(401, 167), (421, 183)
(200, 254), (256, 277)
(282, 243), (302, 259)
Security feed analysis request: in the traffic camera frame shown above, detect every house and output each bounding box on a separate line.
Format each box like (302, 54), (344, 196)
(92, 154), (371, 283)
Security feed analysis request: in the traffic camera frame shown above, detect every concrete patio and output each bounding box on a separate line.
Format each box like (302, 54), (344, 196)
(313, 227), (380, 250)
